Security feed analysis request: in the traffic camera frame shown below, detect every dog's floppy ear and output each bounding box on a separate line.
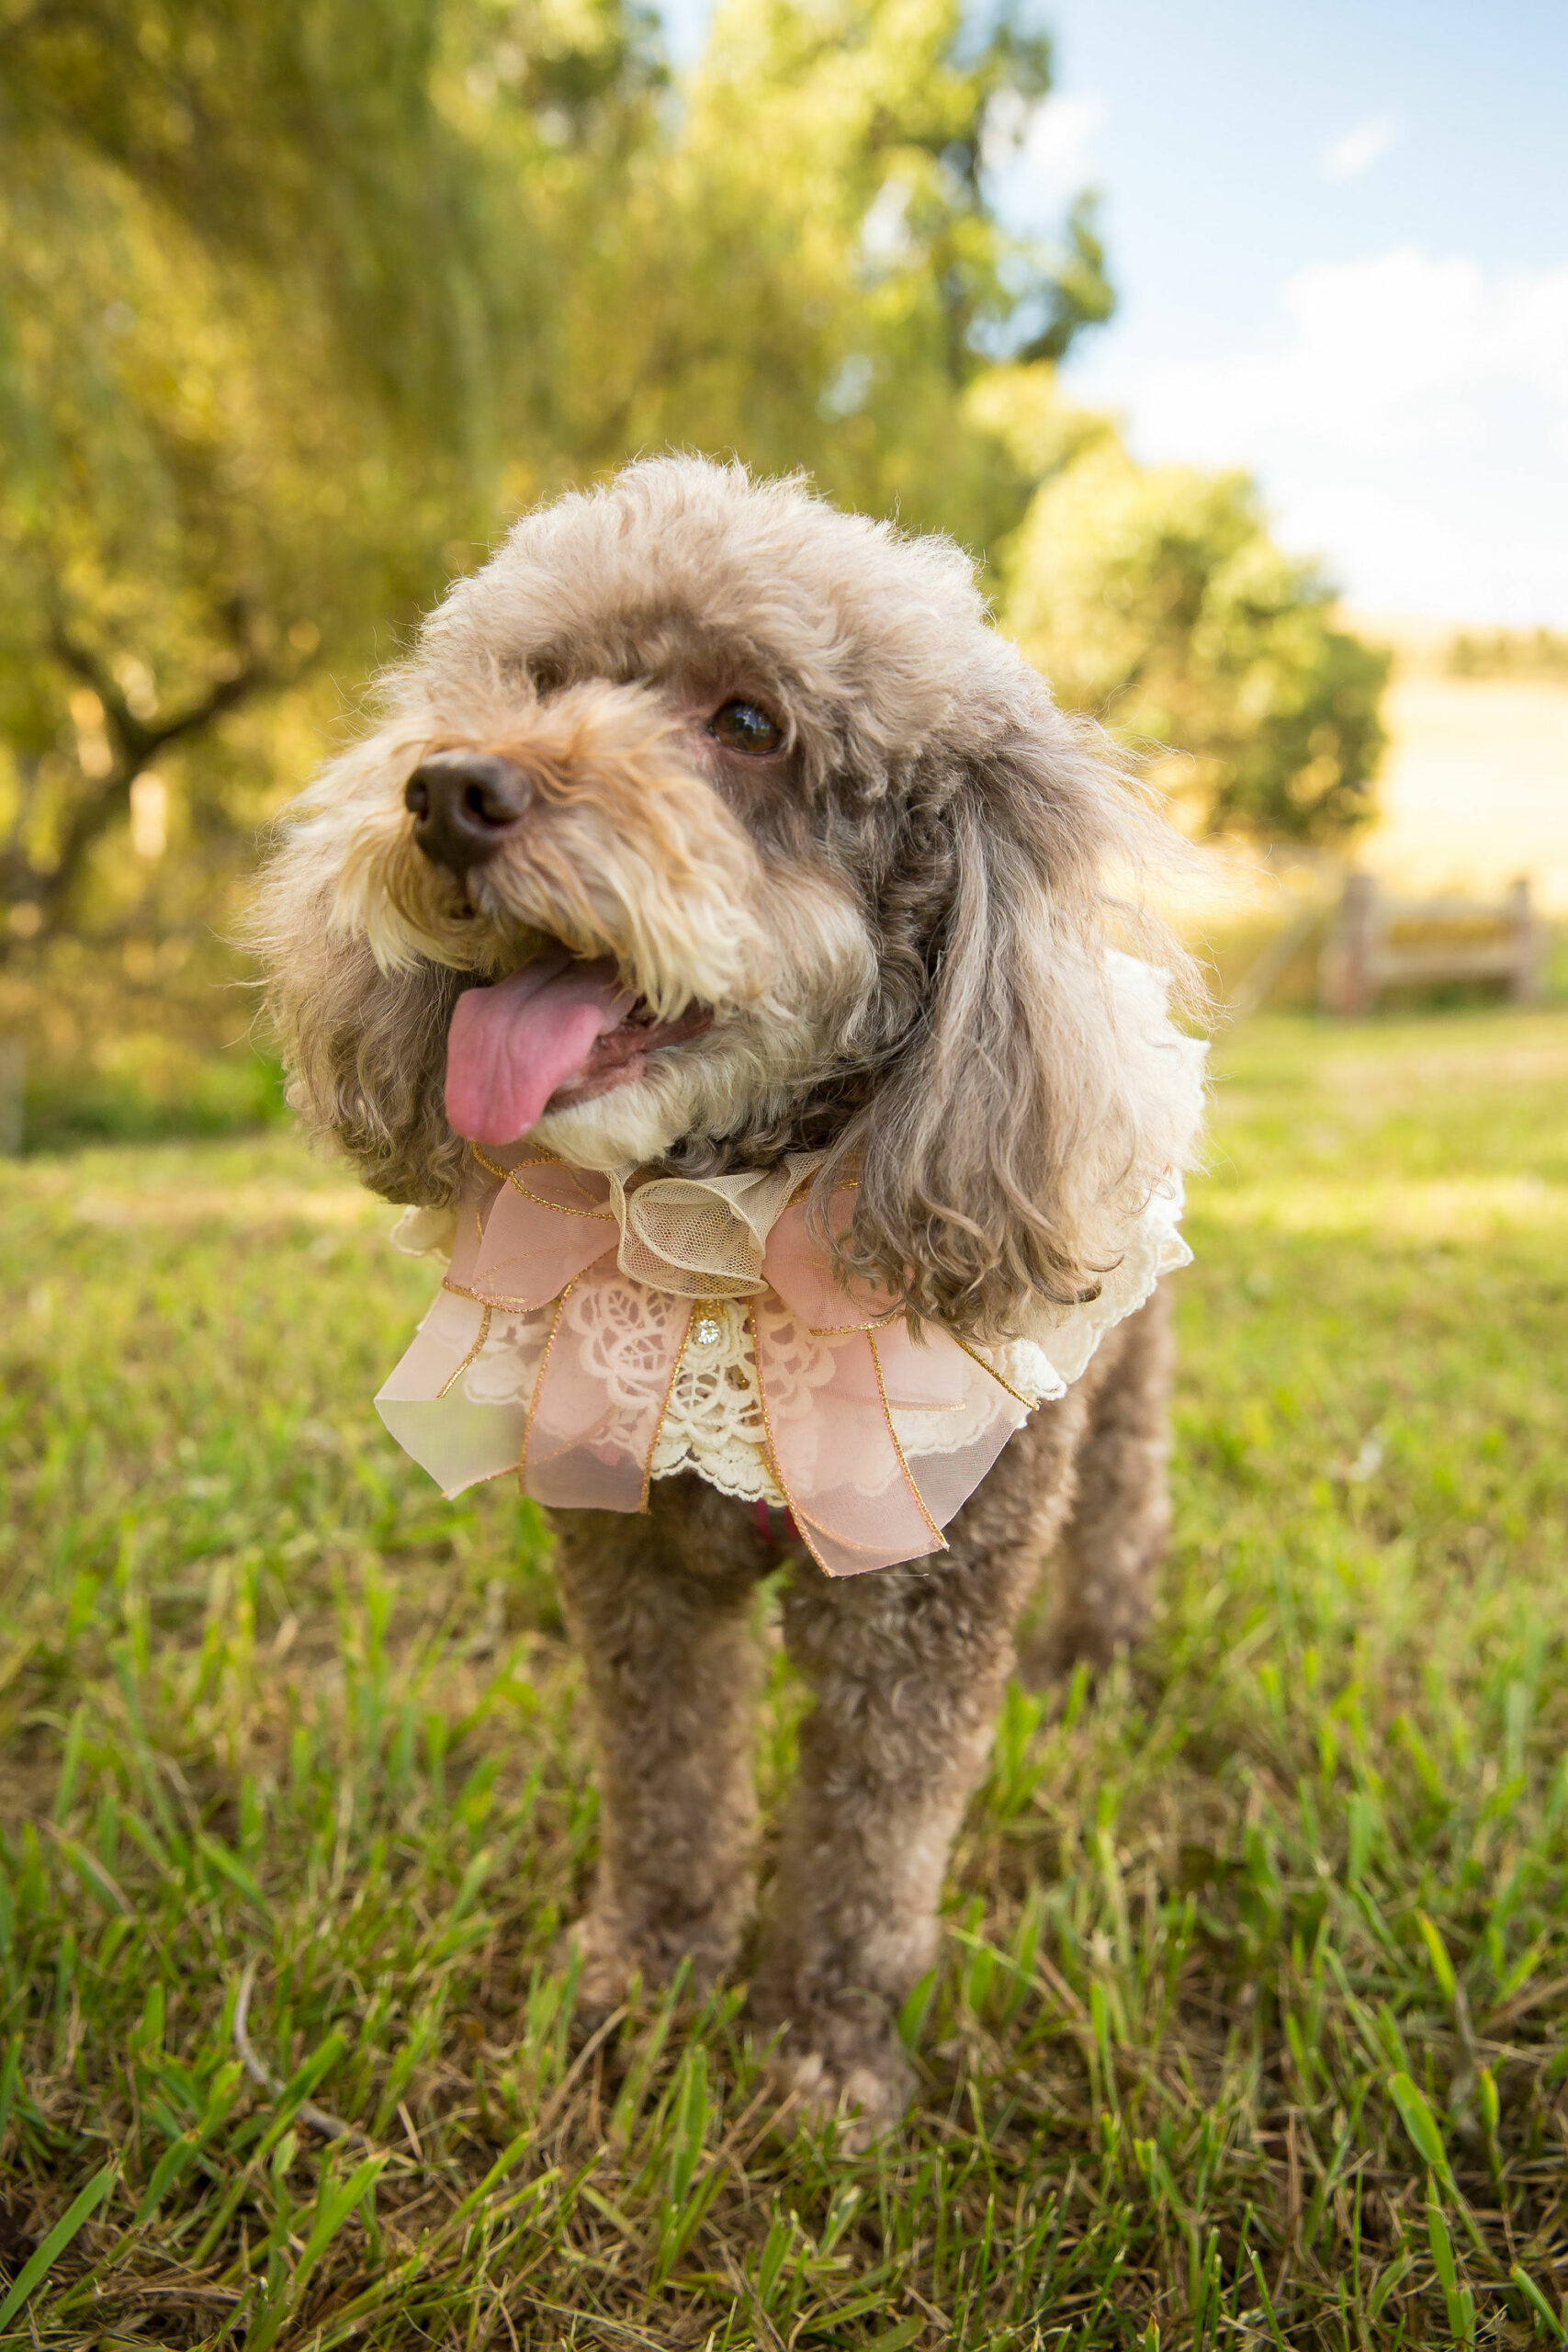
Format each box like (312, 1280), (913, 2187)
(250, 855), (471, 1208)
(829, 689), (1201, 1342)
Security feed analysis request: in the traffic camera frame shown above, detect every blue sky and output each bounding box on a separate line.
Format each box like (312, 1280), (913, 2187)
(661, 0), (1568, 625)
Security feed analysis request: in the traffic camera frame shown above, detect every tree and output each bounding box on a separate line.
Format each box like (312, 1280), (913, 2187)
(0, 0), (554, 445)
(0, 0), (668, 949)
(555, 0), (1113, 548)
(1001, 438), (1390, 842)
(0, 150), (464, 943)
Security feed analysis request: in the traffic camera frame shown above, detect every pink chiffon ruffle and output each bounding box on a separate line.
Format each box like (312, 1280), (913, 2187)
(377, 1148), (1030, 1577)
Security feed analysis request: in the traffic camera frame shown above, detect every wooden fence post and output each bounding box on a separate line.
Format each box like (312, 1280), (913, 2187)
(0, 1040), (22, 1157)
(1321, 872), (1378, 1016)
(1507, 876), (1540, 1002)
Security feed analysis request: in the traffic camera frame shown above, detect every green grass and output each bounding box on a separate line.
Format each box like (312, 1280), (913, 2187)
(14, 1046), (288, 1155)
(3, 1003), (1568, 2348)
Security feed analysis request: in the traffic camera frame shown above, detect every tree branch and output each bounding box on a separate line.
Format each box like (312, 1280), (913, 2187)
(6, 610), (272, 936)
(48, 609), (266, 774)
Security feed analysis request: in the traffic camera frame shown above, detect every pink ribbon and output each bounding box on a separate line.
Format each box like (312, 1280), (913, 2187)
(377, 1151), (1030, 1577)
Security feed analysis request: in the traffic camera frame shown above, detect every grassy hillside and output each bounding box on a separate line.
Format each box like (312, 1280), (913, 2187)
(2, 1006), (1567, 2346)
(1340, 616), (1568, 914)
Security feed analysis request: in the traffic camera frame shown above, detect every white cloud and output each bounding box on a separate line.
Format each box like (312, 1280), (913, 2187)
(984, 91), (1105, 198)
(1321, 113), (1401, 183)
(1121, 250), (1568, 621)
(1021, 92), (1106, 190)
(1138, 250), (1568, 459)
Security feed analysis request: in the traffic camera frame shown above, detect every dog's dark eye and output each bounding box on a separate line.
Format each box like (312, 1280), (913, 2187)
(707, 699), (782, 755)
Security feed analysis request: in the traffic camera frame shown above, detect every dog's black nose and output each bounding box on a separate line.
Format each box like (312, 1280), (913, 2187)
(404, 752), (529, 873)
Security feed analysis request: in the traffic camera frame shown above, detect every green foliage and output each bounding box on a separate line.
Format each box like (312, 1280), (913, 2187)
(1003, 439), (1392, 842)
(16, 1037), (287, 1153)
(0, 126), (477, 942)
(488, 0), (1115, 543)
(1447, 626), (1568, 682)
(3, 1006), (1568, 2340)
(0, 0), (631, 441)
(0, 0), (679, 944)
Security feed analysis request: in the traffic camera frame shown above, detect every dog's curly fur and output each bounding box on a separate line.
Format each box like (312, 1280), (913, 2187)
(253, 457), (1203, 2141)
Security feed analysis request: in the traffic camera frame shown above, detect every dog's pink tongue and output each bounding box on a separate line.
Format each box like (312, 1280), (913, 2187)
(446, 954), (634, 1144)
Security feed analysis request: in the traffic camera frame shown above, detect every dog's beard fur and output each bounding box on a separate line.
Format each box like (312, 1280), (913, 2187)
(254, 458), (1204, 1340)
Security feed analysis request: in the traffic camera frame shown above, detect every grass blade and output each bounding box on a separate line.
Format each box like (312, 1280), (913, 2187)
(0, 2163), (115, 2327)
(1512, 2267), (1568, 2344)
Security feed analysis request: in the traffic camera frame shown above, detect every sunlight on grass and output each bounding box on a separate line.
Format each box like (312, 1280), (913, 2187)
(2, 1004), (1566, 2346)
(1199, 1171), (1568, 1239)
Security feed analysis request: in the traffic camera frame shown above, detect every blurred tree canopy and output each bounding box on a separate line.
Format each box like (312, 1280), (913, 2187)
(0, 0), (664, 944)
(0, 0), (1385, 973)
(1003, 438), (1390, 843)
(1446, 626), (1568, 682)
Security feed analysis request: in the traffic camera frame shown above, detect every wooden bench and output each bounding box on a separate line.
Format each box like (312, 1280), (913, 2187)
(1319, 875), (1540, 1015)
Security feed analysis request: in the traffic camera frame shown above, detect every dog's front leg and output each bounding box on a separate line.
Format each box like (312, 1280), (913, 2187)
(552, 1477), (772, 2014)
(750, 1396), (1089, 2143)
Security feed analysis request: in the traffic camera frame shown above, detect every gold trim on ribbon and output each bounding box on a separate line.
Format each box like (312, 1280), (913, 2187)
(866, 1329), (947, 1552)
(436, 1302), (492, 1398)
(638, 1295), (701, 1513)
(516, 1272), (581, 1493)
(442, 1276), (543, 1313)
(807, 1307), (900, 1337)
(747, 1301), (833, 1579)
(949, 1332), (1037, 1412)
(471, 1145), (615, 1221)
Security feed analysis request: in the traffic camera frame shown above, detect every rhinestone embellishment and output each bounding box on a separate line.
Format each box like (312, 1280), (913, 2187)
(691, 1312), (723, 1348)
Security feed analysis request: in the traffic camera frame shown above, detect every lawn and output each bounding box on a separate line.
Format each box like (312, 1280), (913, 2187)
(2, 1003), (1567, 2349)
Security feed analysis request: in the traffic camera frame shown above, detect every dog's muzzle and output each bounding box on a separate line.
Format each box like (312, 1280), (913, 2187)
(404, 751), (529, 874)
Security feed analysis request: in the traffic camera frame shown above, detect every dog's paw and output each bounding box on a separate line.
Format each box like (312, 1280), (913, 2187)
(561, 1902), (743, 2027)
(559, 1912), (641, 2024)
(768, 2037), (915, 2154)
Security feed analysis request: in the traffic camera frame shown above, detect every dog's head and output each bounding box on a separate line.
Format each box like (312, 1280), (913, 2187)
(254, 458), (1200, 1340)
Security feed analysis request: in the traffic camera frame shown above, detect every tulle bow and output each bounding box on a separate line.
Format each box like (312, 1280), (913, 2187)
(376, 1146), (1031, 1577)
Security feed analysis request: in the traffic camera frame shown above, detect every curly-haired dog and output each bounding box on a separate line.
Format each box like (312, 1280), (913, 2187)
(254, 457), (1205, 2141)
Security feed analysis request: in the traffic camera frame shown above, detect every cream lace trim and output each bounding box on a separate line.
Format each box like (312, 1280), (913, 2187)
(649, 1298), (785, 1502)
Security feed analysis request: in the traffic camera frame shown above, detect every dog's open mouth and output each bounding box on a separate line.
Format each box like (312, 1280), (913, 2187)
(445, 946), (713, 1146)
